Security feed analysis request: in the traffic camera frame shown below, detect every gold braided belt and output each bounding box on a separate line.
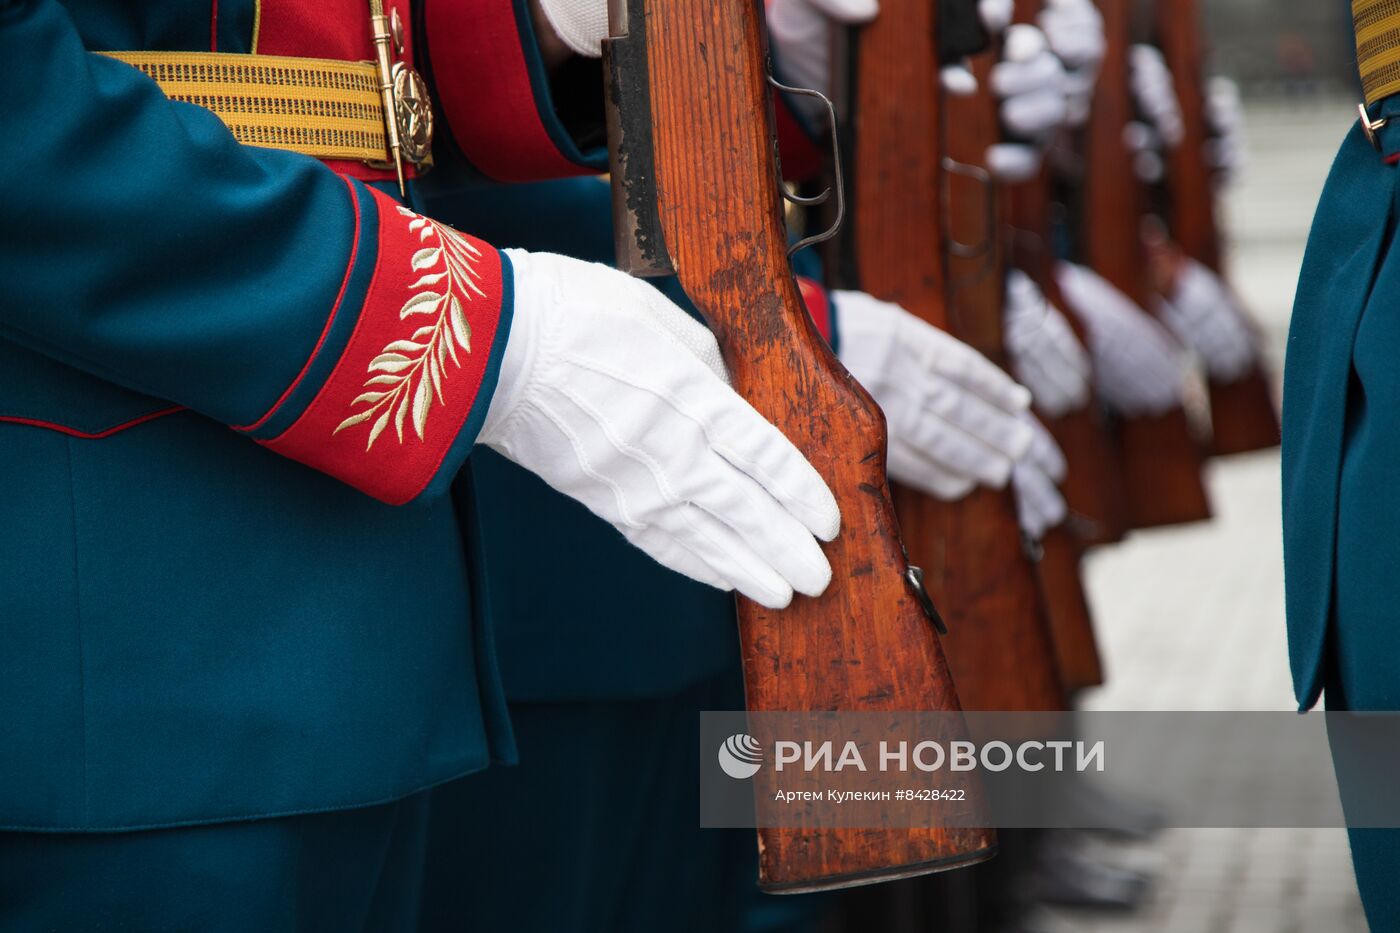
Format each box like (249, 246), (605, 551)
(100, 51), (433, 169)
(1356, 0), (1400, 107)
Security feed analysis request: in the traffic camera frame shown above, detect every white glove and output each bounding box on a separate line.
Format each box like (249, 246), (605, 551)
(979, 0), (1014, 33)
(988, 25), (1069, 181)
(832, 290), (1034, 501)
(535, 0), (608, 58)
(994, 26), (1070, 138)
(1154, 257), (1256, 382)
(481, 251), (840, 609)
(1039, 0), (1104, 69)
(1054, 262), (1185, 417)
(1039, 0), (1104, 127)
(1129, 44), (1184, 148)
(767, 0), (878, 120)
(1205, 76), (1247, 185)
(1011, 414), (1068, 541)
(1003, 269), (1092, 418)
(1123, 120), (1166, 184)
(942, 64), (979, 97)
(986, 143), (1044, 182)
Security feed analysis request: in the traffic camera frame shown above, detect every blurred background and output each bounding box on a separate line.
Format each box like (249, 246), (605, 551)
(1049, 4), (1364, 929)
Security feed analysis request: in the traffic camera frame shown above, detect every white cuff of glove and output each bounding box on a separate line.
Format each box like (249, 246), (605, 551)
(483, 250), (841, 609)
(536, 0), (609, 58)
(1003, 269), (1093, 418)
(832, 289), (1032, 501)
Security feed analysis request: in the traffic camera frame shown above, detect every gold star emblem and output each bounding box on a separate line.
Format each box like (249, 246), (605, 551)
(392, 63), (434, 165)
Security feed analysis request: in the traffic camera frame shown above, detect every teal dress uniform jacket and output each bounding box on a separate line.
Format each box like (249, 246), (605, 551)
(1284, 104), (1400, 713)
(1286, 94), (1400, 931)
(0, 0), (593, 832)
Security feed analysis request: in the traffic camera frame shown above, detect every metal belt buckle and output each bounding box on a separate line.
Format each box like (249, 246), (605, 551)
(1360, 102), (1389, 152)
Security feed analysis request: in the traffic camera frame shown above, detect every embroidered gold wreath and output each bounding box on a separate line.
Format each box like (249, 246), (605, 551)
(335, 207), (485, 449)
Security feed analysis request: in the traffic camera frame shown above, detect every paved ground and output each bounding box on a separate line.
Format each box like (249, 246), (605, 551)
(1042, 97), (1370, 932)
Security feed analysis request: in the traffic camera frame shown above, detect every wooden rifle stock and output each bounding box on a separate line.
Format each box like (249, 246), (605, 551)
(942, 50), (1088, 701)
(1155, 0), (1280, 456)
(839, 0), (1063, 713)
(1009, 167), (1127, 550)
(1083, 0), (1211, 529)
(1005, 187), (1108, 687)
(999, 0), (1107, 690)
(603, 0), (994, 892)
(1007, 0), (1125, 551)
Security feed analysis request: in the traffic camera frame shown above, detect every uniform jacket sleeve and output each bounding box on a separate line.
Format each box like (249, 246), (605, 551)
(1, 0), (512, 505)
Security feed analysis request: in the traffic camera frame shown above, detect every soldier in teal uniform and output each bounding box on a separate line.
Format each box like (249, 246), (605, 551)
(0, 1), (851, 928)
(1287, 2), (1400, 929)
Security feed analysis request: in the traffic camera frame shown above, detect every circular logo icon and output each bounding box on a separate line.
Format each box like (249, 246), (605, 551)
(718, 733), (763, 779)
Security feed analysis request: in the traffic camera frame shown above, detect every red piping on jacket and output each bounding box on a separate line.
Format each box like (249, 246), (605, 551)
(0, 406), (186, 439)
(233, 175), (362, 433)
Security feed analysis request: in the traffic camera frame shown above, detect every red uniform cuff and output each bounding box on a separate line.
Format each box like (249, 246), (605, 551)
(258, 186), (507, 504)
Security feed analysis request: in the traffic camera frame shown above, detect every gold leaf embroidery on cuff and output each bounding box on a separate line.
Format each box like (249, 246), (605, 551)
(335, 206), (487, 449)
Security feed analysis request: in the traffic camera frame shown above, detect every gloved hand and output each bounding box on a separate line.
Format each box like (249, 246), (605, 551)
(1205, 76), (1247, 184)
(832, 289), (1034, 501)
(1054, 262), (1185, 417)
(1127, 43), (1183, 182)
(767, 0), (878, 120)
(987, 24), (1069, 181)
(1123, 120), (1166, 184)
(1039, 0), (1105, 126)
(480, 251), (841, 609)
(1011, 414), (1068, 541)
(534, 0), (609, 58)
(979, 0), (1013, 33)
(1155, 257), (1256, 382)
(1003, 269), (1092, 418)
(1129, 44), (1183, 146)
